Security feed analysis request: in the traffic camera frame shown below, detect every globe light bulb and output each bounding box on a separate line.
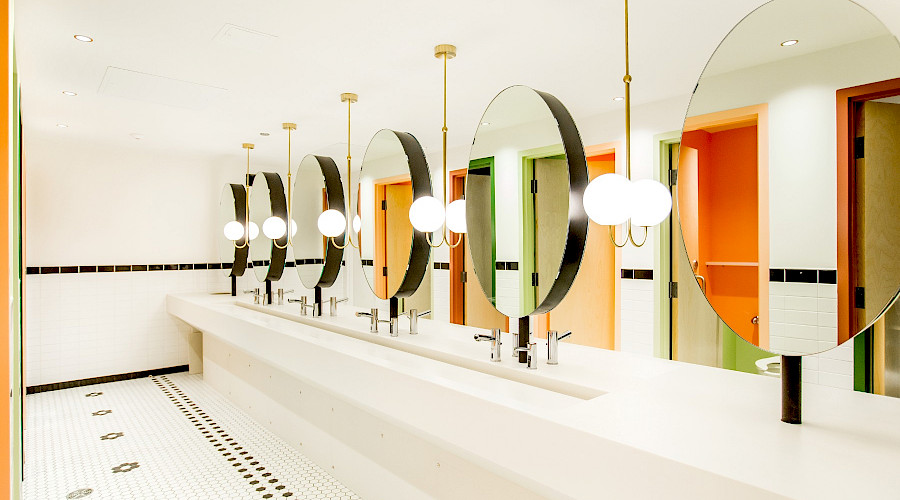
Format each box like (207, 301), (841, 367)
(630, 179), (672, 227)
(446, 199), (467, 233)
(223, 220), (244, 241)
(352, 215), (361, 234)
(583, 173), (633, 225)
(290, 219), (298, 237)
(262, 216), (287, 239)
(248, 222), (260, 240)
(318, 209), (347, 238)
(409, 196), (445, 232)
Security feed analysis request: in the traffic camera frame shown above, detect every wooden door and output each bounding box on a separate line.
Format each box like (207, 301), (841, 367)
(533, 158), (569, 303)
(386, 182), (413, 295)
(674, 145), (722, 366)
(464, 168), (507, 331)
(857, 101), (900, 330)
(547, 158), (616, 348)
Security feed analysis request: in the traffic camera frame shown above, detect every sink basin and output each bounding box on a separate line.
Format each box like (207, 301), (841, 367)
(236, 301), (605, 402)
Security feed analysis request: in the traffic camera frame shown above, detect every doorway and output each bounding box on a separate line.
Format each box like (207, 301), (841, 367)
(678, 104), (770, 352)
(457, 158), (508, 331)
(546, 144), (617, 349)
(374, 176), (412, 298)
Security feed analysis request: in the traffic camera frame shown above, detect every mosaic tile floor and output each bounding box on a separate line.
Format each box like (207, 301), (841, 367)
(23, 373), (362, 500)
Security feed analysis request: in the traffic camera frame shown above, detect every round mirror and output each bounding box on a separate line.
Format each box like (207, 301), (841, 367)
(292, 155), (345, 289)
(358, 129), (432, 300)
(466, 85), (588, 319)
(679, 0), (900, 355)
(217, 183), (248, 277)
(249, 171), (288, 282)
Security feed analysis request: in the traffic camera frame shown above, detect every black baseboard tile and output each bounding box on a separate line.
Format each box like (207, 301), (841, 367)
(26, 365), (189, 394)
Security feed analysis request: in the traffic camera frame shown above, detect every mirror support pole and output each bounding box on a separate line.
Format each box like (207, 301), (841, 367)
(781, 355), (802, 424)
(314, 286), (323, 317)
(519, 317), (530, 363)
(231, 275), (237, 297)
(265, 280), (273, 305)
(390, 297), (399, 320)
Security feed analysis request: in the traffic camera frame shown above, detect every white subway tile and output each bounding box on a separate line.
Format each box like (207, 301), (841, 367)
(817, 284), (838, 298)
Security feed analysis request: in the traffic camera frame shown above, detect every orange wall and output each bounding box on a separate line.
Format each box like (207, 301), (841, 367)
(682, 126), (760, 343)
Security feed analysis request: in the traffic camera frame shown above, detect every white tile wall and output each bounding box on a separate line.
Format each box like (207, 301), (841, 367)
(431, 268), (450, 323)
(769, 280), (852, 390)
(495, 269), (520, 328)
(620, 277), (654, 356)
(24, 265), (347, 388)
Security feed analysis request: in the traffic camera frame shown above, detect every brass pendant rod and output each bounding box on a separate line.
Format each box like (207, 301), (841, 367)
(340, 93), (360, 249)
(236, 143), (255, 250)
(624, 0), (632, 181)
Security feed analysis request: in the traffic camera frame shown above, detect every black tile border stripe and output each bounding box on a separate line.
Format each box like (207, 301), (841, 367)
(433, 262), (450, 270)
(26, 365), (188, 394)
(621, 269), (654, 280)
(27, 263), (240, 275)
(769, 268), (837, 284)
(154, 375), (296, 498)
(495, 261), (519, 271)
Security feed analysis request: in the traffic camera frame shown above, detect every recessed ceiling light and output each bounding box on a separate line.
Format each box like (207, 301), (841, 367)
(73, 34), (93, 43)
(130, 133), (144, 140)
(613, 96), (625, 101)
(62, 91), (77, 96)
(259, 132), (270, 136)
(781, 39), (799, 47)
(56, 123), (68, 128)
(480, 122), (491, 126)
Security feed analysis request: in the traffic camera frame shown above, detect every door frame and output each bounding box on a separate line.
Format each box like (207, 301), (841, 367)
(449, 167), (467, 324)
(654, 131), (682, 359)
(374, 174), (411, 298)
(680, 103), (770, 349)
(836, 77), (900, 344)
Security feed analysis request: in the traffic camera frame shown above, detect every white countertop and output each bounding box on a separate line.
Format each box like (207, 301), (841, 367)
(168, 292), (900, 500)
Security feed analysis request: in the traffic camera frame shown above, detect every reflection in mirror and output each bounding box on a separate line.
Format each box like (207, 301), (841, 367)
(292, 155), (345, 289)
(249, 171), (288, 282)
(678, 0), (900, 356)
(358, 129), (432, 301)
(466, 85), (588, 322)
(217, 183), (248, 277)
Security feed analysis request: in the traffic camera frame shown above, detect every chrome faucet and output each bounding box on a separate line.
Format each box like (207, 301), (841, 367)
(403, 309), (430, 335)
(276, 288), (294, 305)
(511, 332), (519, 357)
(474, 328), (502, 362)
(243, 288), (262, 304)
(356, 308), (393, 334)
(514, 342), (538, 370)
(288, 296), (318, 316)
(547, 330), (573, 365)
(328, 297), (349, 316)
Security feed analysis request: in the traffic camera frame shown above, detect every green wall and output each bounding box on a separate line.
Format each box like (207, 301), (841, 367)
(722, 324), (772, 374)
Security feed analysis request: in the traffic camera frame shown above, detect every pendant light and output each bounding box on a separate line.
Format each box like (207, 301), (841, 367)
(320, 93), (362, 248)
(266, 123), (298, 246)
(408, 44), (465, 247)
(582, 0), (672, 247)
(224, 143), (259, 245)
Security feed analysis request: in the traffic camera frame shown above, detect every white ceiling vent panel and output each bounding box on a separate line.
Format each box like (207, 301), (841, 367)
(212, 23), (278, 50)
(98, 67), (228, 110)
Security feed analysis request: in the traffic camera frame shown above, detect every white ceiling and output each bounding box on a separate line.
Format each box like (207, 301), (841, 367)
(15, 0), (900, 171)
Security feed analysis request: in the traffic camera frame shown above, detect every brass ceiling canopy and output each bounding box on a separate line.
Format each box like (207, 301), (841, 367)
(242, 143), (254, 150)
(340, 92), (358, 103)
(282, 122), (297, 130)
(434, 44), (457, 59)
